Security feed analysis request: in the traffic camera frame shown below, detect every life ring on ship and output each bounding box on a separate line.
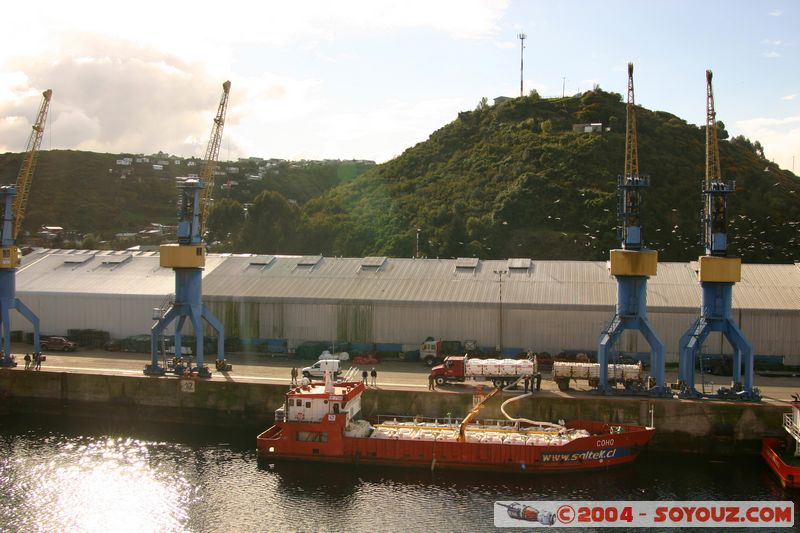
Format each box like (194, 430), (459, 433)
(296, 412), (305, 421)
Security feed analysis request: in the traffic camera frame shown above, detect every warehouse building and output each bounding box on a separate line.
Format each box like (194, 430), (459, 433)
(15, 249), (800, 364)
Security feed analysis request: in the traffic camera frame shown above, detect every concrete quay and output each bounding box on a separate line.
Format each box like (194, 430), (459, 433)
(0, 348), (797, 455)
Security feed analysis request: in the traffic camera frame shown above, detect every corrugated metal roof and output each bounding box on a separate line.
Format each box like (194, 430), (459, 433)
(202, 256), (800, 311)
(15, 251), (800, 312)
(17, 250), (226, 296)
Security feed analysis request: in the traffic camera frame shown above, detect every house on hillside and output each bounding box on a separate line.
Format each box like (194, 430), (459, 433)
(572, 123), (604, 133)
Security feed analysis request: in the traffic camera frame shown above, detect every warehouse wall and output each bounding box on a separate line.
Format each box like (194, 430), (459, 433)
(14, 292), (800, 365)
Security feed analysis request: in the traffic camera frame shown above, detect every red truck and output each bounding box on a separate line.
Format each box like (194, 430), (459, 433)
(41, 336), (78, 352)
(429, 355), (538, 388)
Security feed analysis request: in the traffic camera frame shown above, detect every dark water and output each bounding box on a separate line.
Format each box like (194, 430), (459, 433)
(0, 415), (797, 533)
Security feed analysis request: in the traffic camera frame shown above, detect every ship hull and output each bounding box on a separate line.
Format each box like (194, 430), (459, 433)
(257, 419), (654, 474)
(762, 437), (800, 488)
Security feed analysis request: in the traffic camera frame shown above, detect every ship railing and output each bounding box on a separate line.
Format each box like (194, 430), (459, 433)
(783, 413), (800, 442)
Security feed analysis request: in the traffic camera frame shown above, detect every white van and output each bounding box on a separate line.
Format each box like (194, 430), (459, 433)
(301, 359), (341, 379)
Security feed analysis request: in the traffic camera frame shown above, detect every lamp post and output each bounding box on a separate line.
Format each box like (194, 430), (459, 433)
(494, 269), (508, 354)
(415, 228), (421, 258)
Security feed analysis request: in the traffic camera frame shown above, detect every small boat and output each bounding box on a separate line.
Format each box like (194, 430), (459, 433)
(257, 374), (655, 474)
(762, 397), (800, 488)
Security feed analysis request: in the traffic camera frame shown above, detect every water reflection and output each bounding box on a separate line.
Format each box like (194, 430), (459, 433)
(1, 431), (195, 532)
(1, 416), (798, 533)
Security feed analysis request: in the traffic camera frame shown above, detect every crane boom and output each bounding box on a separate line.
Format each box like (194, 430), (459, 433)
(702, 70), (732, 256)
(618, 62), (647, 251)
(705, 70), (721, 184)
(199, 80), (231, 236)
(624, 63), (639, 179)
(12, 89), (52, 241)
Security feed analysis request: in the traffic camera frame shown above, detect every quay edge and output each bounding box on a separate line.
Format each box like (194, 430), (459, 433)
(0, 370), (786, 455)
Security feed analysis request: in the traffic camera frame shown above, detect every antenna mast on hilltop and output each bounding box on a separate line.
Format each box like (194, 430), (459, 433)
(518, 32), (527, 97)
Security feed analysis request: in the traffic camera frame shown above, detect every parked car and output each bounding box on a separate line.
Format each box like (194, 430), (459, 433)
(41, 336), (78, 352)
(353, 354), (378, 365)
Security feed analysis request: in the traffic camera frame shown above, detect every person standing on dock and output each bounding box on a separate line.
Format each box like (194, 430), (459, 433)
(290, 367), (297, 386)
(523, 375), (530, 394)
(34, 352), (42, 371)
(428, 373), (435, 390)
(23, 353), (31, 370)
(370, 368), (377, 387)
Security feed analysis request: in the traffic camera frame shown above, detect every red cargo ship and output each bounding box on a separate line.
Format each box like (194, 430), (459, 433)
(762, 398), (800, 488)
(257, 377), (655, 473)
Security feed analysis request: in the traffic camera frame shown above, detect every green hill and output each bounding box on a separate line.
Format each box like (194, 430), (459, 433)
(1, 89), (797, 263)
(0, 151), (373, 243)
(294, 90), (799, 263)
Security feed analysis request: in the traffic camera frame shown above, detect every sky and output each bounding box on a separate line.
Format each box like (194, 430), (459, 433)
(0, 0), (797, 172)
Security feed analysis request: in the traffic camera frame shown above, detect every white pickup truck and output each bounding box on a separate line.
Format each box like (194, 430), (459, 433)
(301, 359), (341, 379)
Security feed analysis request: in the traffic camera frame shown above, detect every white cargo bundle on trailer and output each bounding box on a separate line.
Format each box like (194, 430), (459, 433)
(465, 358), (535, 378)
(552, 361), (644, 391)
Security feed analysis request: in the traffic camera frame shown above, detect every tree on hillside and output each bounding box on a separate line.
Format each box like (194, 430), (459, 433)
(235, 190), (301, 254)
(206, 198), (245, 244)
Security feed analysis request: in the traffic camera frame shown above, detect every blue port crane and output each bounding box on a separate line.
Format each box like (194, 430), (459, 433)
(595, 64), (667, 396)
(0, 89), (51, 367)
(144, 81), (231, 378)
(677, 70), (757, 400)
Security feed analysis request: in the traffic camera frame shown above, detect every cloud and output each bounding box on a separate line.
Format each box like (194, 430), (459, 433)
(769, 9), (782, 16)
(2, 0), (509, 62)
(236, 93), (469, 163)
(0, 0), (511, 162)
(761, 38), (782, 46)
(763, 51), (781, 58)
(0, 34), (238, 158)
(735, 116), (800, 171)
(781, 94), (797, 101)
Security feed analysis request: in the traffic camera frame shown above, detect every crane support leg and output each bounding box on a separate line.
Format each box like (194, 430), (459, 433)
(13, 298), (40, 354)
(0, 270), (41, 367)
(596, 275), (667, 396)
(188, 310), (206, 375)
(146, 306), (180, 375)
(201, 304), (225, 363)
(0, 298), (12, 367)
(175, 314), (187, 360)
(678, 282), (758, 400)
(146, 268), (223, 378)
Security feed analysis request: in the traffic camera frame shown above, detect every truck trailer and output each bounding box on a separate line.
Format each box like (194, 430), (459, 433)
(429, 355), (539, 388)
(551, 361), (645, 391)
